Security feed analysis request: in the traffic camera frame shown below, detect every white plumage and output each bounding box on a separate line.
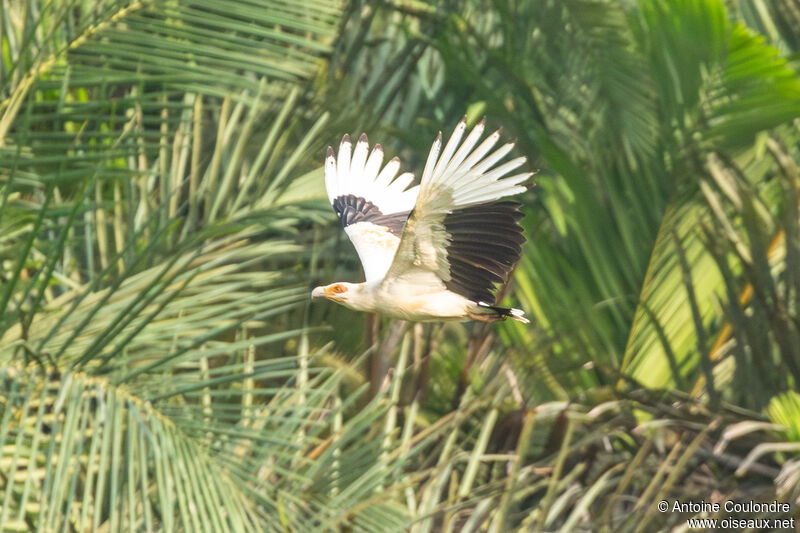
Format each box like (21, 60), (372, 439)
(324, 135), (418, 215)
(312, 118), (532, 323)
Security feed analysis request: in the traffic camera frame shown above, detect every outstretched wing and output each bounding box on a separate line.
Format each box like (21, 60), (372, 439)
(325, 133), (419, 281)
(382, 118), (531, 303)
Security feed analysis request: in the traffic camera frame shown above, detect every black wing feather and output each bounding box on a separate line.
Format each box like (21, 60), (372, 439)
(332, 194), (411, 237)
(443, 201), (524, 303)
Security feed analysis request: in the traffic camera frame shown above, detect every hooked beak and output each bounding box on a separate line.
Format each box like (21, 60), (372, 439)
(311, 286), (325, 299)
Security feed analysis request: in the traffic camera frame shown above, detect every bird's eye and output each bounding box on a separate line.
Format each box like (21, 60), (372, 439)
(330, 284), (346, 294)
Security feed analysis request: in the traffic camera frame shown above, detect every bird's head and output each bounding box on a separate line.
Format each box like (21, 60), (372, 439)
(311, 282), (360, 304)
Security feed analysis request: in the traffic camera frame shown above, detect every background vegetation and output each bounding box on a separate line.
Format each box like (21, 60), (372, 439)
(1, 0), (800, 531)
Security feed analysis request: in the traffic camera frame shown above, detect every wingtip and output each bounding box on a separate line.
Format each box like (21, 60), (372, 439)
(358, 132), (368, 144)
(340, 133), (351, 147)
(526, 170), (539, 188)
(326, 145), (335, 157)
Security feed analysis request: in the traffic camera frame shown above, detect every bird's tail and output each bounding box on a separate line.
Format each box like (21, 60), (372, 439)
(470, 302), (530, 324)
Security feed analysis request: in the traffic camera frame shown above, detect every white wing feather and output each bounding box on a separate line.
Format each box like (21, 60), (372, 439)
(325, 134), (419, 215)
(324, 134), (420, 281)
(383, 118), (532, 289)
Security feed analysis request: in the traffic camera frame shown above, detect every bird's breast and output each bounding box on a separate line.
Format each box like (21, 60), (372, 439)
(373, 284), (471, 321)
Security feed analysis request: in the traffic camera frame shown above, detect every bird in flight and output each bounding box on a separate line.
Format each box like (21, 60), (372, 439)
(312, 118), (531, 323)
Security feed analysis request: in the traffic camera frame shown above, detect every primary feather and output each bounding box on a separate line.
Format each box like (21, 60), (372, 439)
(323, 133), (418, 281)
